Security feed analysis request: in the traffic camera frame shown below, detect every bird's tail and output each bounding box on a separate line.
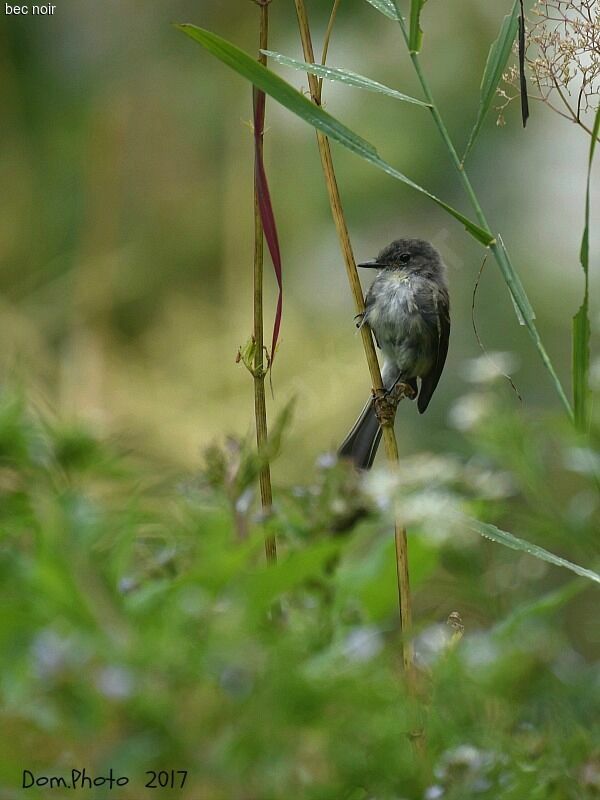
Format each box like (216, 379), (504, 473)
(339, 368), (418, 469)
(338, 396), (382, 470)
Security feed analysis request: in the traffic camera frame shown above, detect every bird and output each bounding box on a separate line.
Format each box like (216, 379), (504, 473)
(338, 238), (450, 470)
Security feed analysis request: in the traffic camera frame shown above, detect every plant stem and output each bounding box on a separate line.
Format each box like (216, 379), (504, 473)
(293, 0), (416, 688)
(254, 0), (276, 564)
(395, 14), (573, 420)
(319, 0), (342, 98)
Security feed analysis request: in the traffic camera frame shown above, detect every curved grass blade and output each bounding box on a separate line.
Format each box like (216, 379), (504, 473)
(364, 0), (401, 20)
(465, 516), (600, 585)
(262, 51), (430, 107)
(253, 87), (283, 364)
(573, 106), (600, 431)
(177, 25), (494, 246)
(463, 0), (520, 163)
(494, 235), (573, 418)
(409, 0), (425, 54)
(496, 234), (535, 326)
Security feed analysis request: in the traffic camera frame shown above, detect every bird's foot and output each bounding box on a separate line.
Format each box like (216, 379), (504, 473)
(373, 382), (416, 425)
(373, 392), (397, 425)
(387, 381), (417, 402)
(354, 312), (365, 329)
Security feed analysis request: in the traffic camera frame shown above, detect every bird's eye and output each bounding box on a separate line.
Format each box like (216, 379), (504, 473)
(399, 253), (411, 264)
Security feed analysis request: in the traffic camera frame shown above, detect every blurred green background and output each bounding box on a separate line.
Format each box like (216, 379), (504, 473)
(1, 0), (597, 476)
(1, 3), (600, 798)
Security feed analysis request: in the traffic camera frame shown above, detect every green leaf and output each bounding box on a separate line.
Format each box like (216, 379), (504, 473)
(364, 0), (401, 20)
(572, 106), (600, 431)
(494, 236), (573, 419)
(465, 517), (600, 585)
(262, 51), (431, 107)
(409, 0), (425, 53)
(463, 0), (520, 163)
(178, 25), (494, 247)
(573, 304), (590, 431)
(496, 234), (535, 326)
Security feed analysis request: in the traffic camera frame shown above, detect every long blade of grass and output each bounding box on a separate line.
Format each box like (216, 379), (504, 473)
(495, 237), (572, 417)
(573, 106), (600, 431)
(497, 234), (535, 325)
(177, 25), (494, 246)
(364, 0), (401, 20)
(463, 0), (520, 163)
(465, 517), (600, 585)
(409, 0), (425, 54)
(262, 51), (430, 107)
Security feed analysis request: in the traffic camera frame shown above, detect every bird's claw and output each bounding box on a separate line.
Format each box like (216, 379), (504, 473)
(387, 381), (417, 402)
(373, 393), (397, 425)
(373, 382), (415, 425)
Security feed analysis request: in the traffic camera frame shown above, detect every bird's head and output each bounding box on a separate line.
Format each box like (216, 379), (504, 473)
(359, 238), (443, 277)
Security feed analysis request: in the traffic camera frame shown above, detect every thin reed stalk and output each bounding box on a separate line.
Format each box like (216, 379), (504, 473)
(253, 0), (276, 564)
(293, 0), (416, 689)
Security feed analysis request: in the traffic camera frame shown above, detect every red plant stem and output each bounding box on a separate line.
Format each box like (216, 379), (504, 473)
(253, 0), (276, 564)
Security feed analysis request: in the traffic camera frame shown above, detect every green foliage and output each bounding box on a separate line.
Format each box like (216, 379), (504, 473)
(1, 390), (598, 798)
(465, 518), (599, 585)
(364, 0), (401, 21)
(178, 9), (578, 421)
(261, 52), (431, 107)
(408, 0), (426, 54)
(366, 2), (574, 418)
(573, 107), (600, 432)
(462, 1), (520, 163)
(177, 25), (494, 247)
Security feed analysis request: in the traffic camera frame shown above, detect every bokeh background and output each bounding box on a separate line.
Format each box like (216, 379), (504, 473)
(1, 4), (600, 798)
(1, 0), (598, 478)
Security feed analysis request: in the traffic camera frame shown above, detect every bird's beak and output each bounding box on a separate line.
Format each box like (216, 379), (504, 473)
(357, 259), (383, 269)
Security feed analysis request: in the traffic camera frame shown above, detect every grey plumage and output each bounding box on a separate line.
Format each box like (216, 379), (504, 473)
(339, 238), (450, 470)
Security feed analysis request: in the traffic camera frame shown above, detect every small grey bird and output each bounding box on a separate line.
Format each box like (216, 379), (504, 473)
(339, 238), (450, 470)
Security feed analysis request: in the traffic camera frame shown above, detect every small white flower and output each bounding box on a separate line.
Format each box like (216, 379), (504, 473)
(461, 352), (519, 384)
(316, 452), (337, 469)
(415, 624), (453, 667)
(448, 393), (492, 431)
(461, 633), (499, 670)
(424, 785), (445, 799)
(95, 666), (134, 700)
(464, 459), (516, 499)
(563, 447), (600, 476)
(401, 490), (464, 541)
(397, 453), (462, 487)
(235, 487), (254, 514)
(342, 626), (383, 663)
(363, 468), (401, 511)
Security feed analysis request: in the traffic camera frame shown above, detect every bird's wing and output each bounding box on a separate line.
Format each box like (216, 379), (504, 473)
(418, 286), (450, 414)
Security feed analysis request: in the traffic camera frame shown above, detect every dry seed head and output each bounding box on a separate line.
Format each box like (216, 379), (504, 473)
(498, 0), (599, 134)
